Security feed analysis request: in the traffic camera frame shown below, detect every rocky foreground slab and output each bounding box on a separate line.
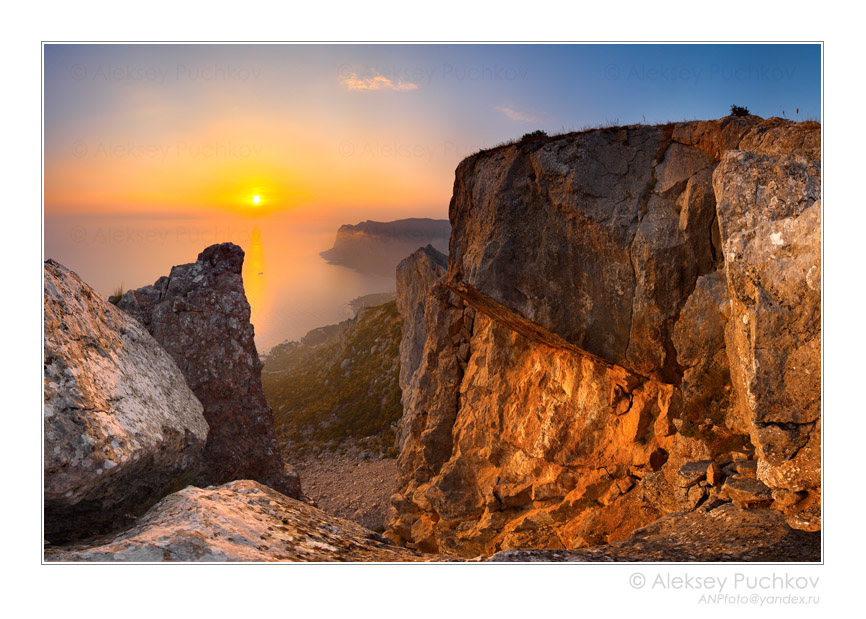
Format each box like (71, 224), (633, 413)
(46, 480), (438, 562)
(483, 502), (820, 562)
(46, 480), (817, 562)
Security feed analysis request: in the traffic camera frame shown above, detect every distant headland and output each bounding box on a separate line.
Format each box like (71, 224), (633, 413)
(320, 218), (450, 277)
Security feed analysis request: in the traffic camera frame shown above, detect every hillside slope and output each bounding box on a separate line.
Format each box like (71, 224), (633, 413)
(262, 300), (403, 455)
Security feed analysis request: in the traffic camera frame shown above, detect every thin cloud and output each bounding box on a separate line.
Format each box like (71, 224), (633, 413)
(341, 73), (419, 91)
(495, 105), (542, 123)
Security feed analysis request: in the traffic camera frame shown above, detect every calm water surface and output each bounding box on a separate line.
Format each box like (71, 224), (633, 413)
(45, 212), (397, 352)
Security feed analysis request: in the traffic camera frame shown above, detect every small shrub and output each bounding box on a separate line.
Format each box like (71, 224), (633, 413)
(730, 104), (750, 117)
(520, 129), (548, 141)
(108, 283), (125, 305)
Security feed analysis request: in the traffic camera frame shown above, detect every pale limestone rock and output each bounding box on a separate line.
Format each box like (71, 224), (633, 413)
(714, 147), (821, 525)
(44, 259), (208, 542)
(46, 481), (438, 562)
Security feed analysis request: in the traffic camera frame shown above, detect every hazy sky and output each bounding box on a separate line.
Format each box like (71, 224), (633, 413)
(44, 43), (821, 220)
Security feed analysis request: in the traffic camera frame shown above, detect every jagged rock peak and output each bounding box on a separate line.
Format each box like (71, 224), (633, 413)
(197, 241), (244, 274)
(118, 243), (300, 498)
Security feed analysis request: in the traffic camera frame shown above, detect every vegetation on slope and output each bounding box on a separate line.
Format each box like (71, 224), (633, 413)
(262, 301), (403, 457)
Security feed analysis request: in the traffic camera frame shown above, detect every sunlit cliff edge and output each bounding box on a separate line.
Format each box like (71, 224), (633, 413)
(387, 115), (821, 558)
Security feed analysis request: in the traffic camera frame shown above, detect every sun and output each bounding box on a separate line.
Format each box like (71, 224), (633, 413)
(251, 195), (262, 206)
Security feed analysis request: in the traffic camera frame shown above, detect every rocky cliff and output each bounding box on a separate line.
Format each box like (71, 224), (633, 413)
(44, 253), (420, 561)
(396, 245), (449, 393)
(118, 243), (300, 498)
(321, 218), (450, 276)
(44, 260), (209, 542)
(388, 116), (821, 557)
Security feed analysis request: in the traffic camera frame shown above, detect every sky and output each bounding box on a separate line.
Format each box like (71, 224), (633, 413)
(43, 43), (821, 221)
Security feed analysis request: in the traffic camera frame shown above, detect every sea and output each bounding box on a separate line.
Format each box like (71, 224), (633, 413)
(44, 211), (399, 353)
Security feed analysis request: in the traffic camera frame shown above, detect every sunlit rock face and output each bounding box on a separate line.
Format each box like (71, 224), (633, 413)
(44, 260), (209, 543)
(483, 503), (819, 562)
(389, 117), (821, 557)
(118, 243), (300, 498)
(46, 481), (438, 562)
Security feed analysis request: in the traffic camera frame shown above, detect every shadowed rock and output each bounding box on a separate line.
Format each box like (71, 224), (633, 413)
(446, 117), (820, 384)
(118, 243), (300, 498)
(396, 244), (448, 393)
(44, 260), (209, 543)
(446, 123), (719, 383)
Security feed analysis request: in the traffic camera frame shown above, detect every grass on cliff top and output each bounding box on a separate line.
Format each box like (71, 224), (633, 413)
(468, 113), (820, 161)
(262, 300), (403, 457)
(471, 119), (627, 158)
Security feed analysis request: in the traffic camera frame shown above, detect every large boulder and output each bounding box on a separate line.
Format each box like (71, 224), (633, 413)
(714, 148), (821, 530)
(118, 243), (299, 498)
(46, 480), (438, 562)
(446, 116), (820, 384)
(446, 123), (720, 383)
(44, 260), (208, 542)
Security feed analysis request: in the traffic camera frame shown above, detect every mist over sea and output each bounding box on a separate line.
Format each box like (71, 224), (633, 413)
(45, 212), (397, 352)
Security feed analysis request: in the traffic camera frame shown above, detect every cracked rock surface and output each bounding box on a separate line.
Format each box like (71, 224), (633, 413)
(482, 502), (819, 562)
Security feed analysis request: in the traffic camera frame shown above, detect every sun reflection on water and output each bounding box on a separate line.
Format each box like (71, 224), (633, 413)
(243, 226), (266, 330)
